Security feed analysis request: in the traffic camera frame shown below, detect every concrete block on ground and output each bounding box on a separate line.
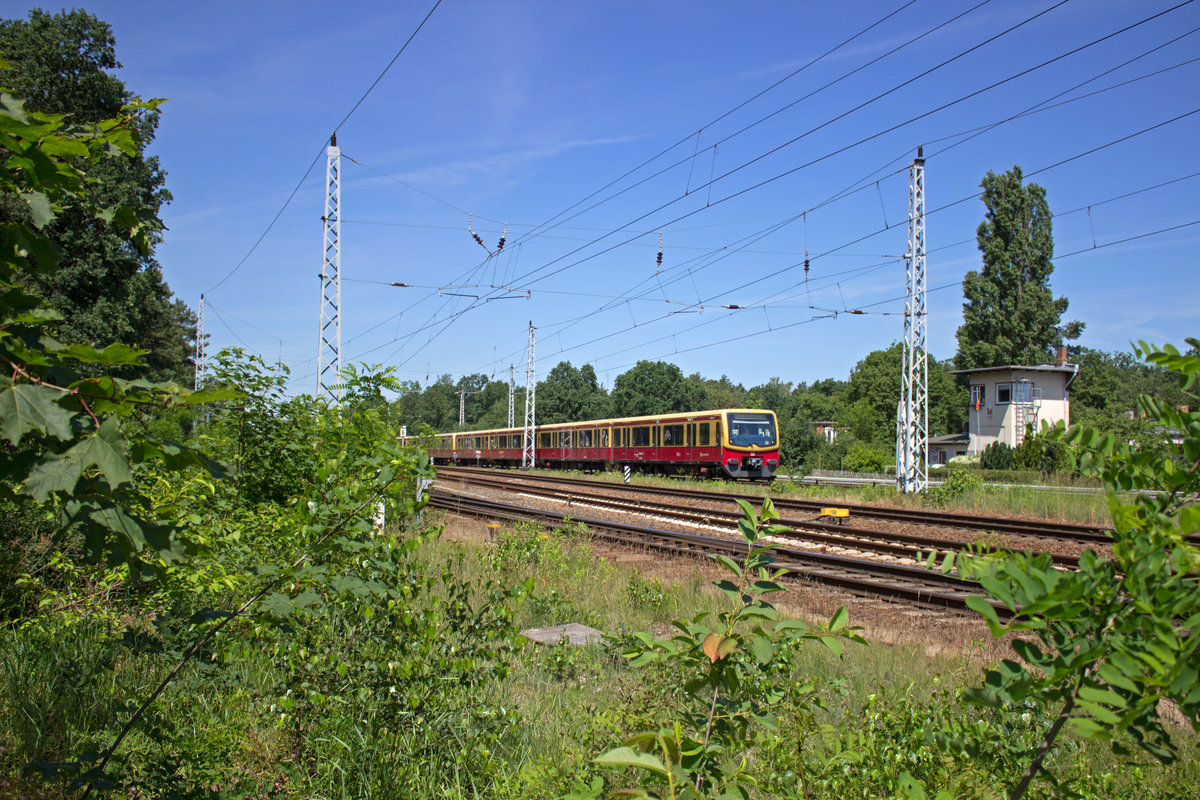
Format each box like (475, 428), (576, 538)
(521, 622), (606, 646)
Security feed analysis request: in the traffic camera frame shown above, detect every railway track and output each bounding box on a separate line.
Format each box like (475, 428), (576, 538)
(430, 487), (1008, 618)
(438, 469), (1082, 570)
(437, 466), (1130, 546)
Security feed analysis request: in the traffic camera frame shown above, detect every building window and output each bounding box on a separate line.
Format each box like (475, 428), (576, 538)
(996, 383), (1012, 404)
(970, 385), (985, 410)
(1013, 382), (1033, 403)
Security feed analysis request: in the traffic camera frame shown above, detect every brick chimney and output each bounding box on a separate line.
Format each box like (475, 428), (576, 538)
(1056, 346), (1068, 366)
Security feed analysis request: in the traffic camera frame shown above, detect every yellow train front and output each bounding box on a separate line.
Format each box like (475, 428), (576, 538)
(427, 408), (780, 481)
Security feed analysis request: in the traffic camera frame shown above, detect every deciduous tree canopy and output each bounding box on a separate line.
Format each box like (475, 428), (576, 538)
(537, 361), (609, 424)
(610, 360), (704, 418)
(0, 8), (194, 383)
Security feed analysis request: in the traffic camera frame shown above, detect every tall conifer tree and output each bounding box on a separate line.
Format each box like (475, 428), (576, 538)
(954, 166), (1077, 370)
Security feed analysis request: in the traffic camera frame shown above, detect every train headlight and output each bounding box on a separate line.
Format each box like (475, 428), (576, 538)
(726, 458), (738, 466)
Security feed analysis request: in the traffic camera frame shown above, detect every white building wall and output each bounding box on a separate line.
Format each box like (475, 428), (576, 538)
(963, 367), (1073, 454)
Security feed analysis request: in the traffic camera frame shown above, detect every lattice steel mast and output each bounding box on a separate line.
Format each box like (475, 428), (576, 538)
(897, 146), (928, 493)
(522, 323), (536, 469)
(317, 133), (342, 402)
(194, 293), (206, 390)
(508, 364), (515, 428)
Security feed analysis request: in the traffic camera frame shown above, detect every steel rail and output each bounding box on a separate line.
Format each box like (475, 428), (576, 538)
(437, 466), (1124, 544)
(442, 471), (1082, 570)
(430, 488), (1008, 617)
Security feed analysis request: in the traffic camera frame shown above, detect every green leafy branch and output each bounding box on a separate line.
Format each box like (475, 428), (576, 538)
(585, 497), (864, 799)
(74, 447), (435, 796)
(1, 85), (242, 572)
(930, 338), (1200, 800)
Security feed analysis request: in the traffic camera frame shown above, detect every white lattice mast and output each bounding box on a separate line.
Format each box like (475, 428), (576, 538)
(508, 364), (515, 428)
(194, 293), (206, 390)
(522, 323), (536, 469)
(317, 133), (342, 402)
(898, 146), (928, 493)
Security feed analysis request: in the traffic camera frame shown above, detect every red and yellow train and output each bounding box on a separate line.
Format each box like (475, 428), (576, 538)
(426, 408), (779, 481)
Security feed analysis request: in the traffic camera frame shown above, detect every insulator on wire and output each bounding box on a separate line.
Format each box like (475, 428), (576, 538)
(656, 232), (663, 272)
(804, 249), (810, 281)
(497, 223), (507, 254)
(468, 214), (491, 254)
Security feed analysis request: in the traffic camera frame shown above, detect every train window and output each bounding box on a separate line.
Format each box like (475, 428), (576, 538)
(632, 426), (650, 447)
(579, 429), (592, 447)
(653, 426), (661, 448)
(662, 424), (683, 446)
(563, 430), (572, 448)
(601, 429), (609, 447)
(699, 423), (710, 446)
(539, 432), (551, 448)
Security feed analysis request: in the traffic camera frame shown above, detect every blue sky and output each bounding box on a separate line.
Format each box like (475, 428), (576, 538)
(10, 0), (1199, 393)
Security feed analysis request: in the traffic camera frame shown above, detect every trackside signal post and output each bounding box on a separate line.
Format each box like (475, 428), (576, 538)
(897, 146), (928, 493)
(317, 133), (342, 402)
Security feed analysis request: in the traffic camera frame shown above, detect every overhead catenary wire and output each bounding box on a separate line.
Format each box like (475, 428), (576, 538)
(503, 0), (1193, 295)
(513, 0), (924, 245)
(202, 0), (443, 296)
(201, 1), (1195, 388)
(328, 1), (1194, 383)
(338, 43), (1200, 378)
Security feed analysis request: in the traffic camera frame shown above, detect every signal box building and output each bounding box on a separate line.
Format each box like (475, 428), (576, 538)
(947, 352), (1079, 455)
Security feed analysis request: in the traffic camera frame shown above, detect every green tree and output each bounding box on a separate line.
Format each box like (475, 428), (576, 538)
(745, 377), (793, 415)
(0, 9), (194, 384)
(1070, 345), (1189, 420)
(0, 83), (227, 573)
(690, 373), (747, 410)
(955, 166), (1079, 371)
(536, 361), (610, 424)
(610, 360), (704, 417)
(422, 374), (459, 430)
(842, 343), (964, 450)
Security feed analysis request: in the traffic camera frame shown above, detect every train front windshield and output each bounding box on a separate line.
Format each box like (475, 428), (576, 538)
(726, 413), (777, 448)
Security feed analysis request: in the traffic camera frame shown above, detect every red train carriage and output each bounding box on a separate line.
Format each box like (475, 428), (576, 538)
(424, 408), (779, 481)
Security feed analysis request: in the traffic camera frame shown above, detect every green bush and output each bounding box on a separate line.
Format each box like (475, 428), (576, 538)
(1014, 427), (1074, 475)
(980, 440), (1014, 470)
(924, 470), (984, 508)
(843, 441), (890, 473)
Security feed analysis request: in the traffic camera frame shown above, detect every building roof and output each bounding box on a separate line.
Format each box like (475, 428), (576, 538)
(947, 364), (1079, 376)
(927, 432), (969, 445)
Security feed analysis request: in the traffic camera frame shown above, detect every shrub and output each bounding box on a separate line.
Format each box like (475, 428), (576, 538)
(1014, 427), (1074, 475)
(980, 440), (1014, 470)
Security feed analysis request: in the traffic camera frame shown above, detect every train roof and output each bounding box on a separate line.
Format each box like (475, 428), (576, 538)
(435, 408), (777, 438)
